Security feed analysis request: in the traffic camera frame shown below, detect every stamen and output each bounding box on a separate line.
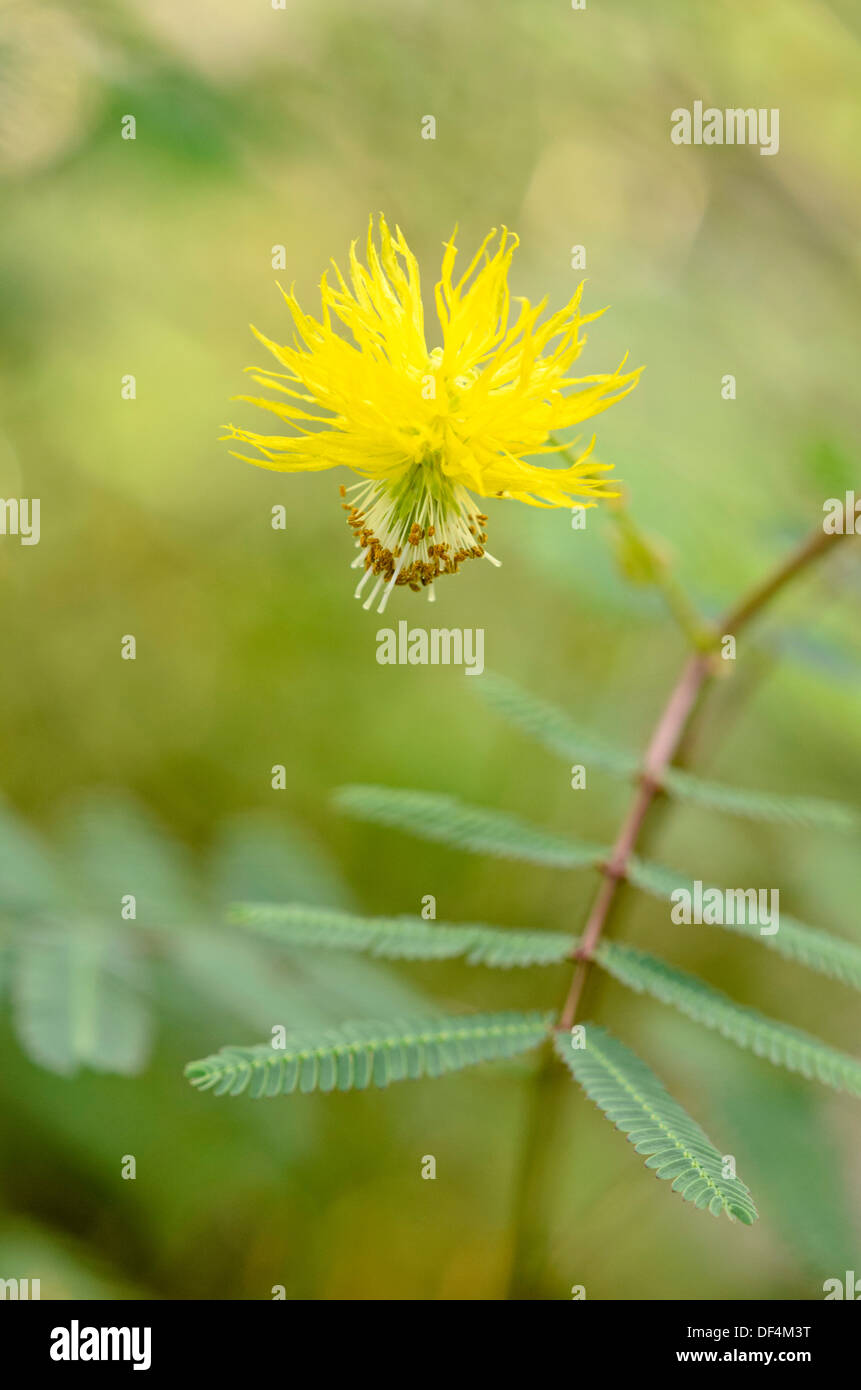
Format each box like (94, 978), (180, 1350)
(377, 553), (407, 615)
(340, 462), (493, 607)
(354, 566), (375, 598)
(362, 573), (386, 611)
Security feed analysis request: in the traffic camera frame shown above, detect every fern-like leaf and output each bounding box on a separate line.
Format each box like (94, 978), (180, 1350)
(661, 768), (858, 834)
(553, 1024), (758, 1223)
(595, 941), (861, 1096)
(478, 676), (857, 833)
(12, 924), (152, 1077)
(231, 902), (575, 967)
(478, 674), (640, 777)
(185, 1010), (553, 1097)
(335, 785), (606, 869)
(627, 857), (861, 992)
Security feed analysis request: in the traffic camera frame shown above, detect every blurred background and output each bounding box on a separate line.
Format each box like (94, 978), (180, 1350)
(0, 0), (859, 1300)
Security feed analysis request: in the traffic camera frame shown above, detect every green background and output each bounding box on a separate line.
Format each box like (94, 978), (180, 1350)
(0, 0), (859, 1299)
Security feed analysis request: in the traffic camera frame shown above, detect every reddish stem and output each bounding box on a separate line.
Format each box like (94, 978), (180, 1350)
(557, 523), (854, 1031)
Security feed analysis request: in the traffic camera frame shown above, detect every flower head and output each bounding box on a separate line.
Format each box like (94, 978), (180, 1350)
(224, 217), (641, 612)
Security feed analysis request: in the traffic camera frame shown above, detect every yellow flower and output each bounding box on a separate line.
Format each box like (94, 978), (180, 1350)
(223, 217), (641, 613)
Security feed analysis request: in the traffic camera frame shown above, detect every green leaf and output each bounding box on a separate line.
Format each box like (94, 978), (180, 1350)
(208, 811), (353, 911)
(594, 941), (861, 1097)
(185, 1009), (553, 1097)
(199, 813), (433, 1025)
(56, 793), (202, 925)
(0, 799), (64, 915)
(553, 1024), (758, 1223)
(477, 676), (857, 833)
(661, 768), (858, 834)
(12, 925), (152, 1077)
(168, 928), (336, 1032)
(231, 901), (575, 967)
(717, 1067), (861, 1277)
(334, 785), (606, 869)
(627, 857), (861, 992)
(477, 674), (640, 777)
(282, 948), (433, 1021)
